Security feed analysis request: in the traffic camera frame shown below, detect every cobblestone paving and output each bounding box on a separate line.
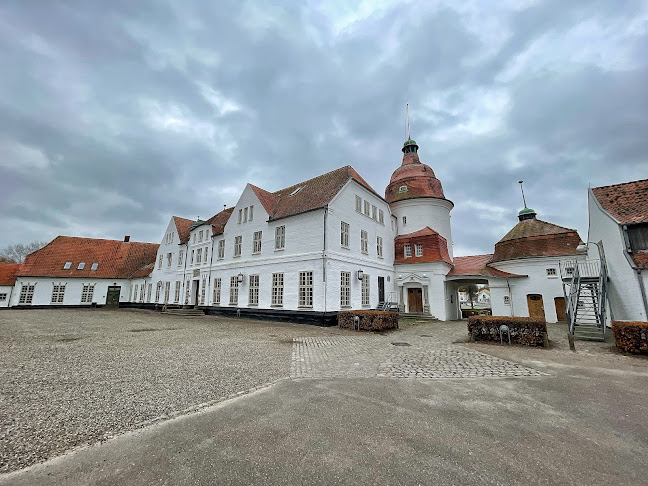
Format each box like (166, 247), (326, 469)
(291, 336), (546, 379)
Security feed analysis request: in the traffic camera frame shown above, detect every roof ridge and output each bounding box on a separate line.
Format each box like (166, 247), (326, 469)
(271, 165), (349, 196)
(592, 178), (648, 190)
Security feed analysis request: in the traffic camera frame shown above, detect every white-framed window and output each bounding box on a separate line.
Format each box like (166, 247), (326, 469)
(193, 233), (196, 243)
(158, 254), (163, 269)
(271, 273), (284, 306)
(218, 240), (225, 259)
(140, 283), (145, 302)
(362, 200), (369, 216)
(213, 278), (221, 305)
(361, 274), (370, 306)
(51, 284), (65, 303)
(238, 209), (242, 223)
(249, 205), (254, 221)
(504, 295), (511, 305)
(275, 226), (285, 250)
(200, 277), (206, 305)
(90, 262), (98, 271)
(299, 271), (313, 307)
(378, 209), (384, 225)
(178, 251), (184, 267)
(371, 205), (377, 220)
(63, 262), (72, 270)
(399, 185), (408, 193)
(402, 216), (407, 226)
(164, 282), (171, 303)
(0, 293), (7, 301)
(340, 272), (351, 307)
(185, 279), (190, 304)
(133, 285), (138, 302)
(203, 247), (209, 263)
(377, 236), (383, 258)
(196, 248), (202, 264)
(77, 262), (85, 270)
(361, 230), (368, 254)
(191, 250), (195, 265)
(229, 276), (239, 305)
(155, 281), (162, 302)
(355, 195), (362, 212)
(199, 230), (203, 242)
(249, 275), (259, 305)
(167, 253), (172, 267)
(174, 281), (181, 303)
(147, 283), (152, 302)
(546, 268), (557, 277)
(404, 244), (412, 258)
(244, 207), (248, 222)
(234, 236), (242, 257)
(19, 284), (35, 304)
(253, 231), (262, 254)
(129, 285), (133, 302)
(341, 221), (349, 248)
(415, 243), (423, 257)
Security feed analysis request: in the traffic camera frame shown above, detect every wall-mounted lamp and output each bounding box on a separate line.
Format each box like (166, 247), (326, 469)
(356, 270), (364, 280)
(237, 273), (244, 283)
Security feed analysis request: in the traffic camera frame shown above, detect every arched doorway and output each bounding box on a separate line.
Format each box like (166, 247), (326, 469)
(527, 294), (545, 319)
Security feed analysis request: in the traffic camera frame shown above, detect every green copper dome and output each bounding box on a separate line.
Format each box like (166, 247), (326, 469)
(518, 207), (537, 221)
(402, 138), (419, 154)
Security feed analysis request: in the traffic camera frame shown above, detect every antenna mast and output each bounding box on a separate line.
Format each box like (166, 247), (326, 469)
(406, 103), (411, 139)
(518, 181), (527, 208)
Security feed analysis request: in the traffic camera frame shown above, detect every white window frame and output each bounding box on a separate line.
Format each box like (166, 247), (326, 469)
(249, 275), (259, 306)
(196, 248), (202, 264)
(90, 262), (99, 271)
(191, 250), (195, 265)
(546, 268), (557, 277)
(174, 281), (181, 303)
(244, 207), (248, 222)
(378, 209), (384, 225)
(213, 278), (221, 305)
(341, 221), (349, 248)
(377, 236), (383, 258)
(155, 281), (162, 303)
(355, 195), (362, 213)
(147, 283), (152, 302)
(404, 244), (412, 258)
(402, 216), (407, 226)
(167, 252), (172, 267)
(19, 284), (35, 304)
(163, 282), (170, 303)
(361, 230), (368, 254)
(504, 295), (511, 305)
(178, 250), (184, 266)
(51, 283), (65, 303)
(299, 271), (313, 308)
(158, 254), (163, 269)
(203, 246), (209, 262)
(0, 293), (7, 301)
(362, 274), (370, 307)
(63, 262), (72, 270)
(275, 226), (285, 250)
(234, 236), (242, 257)
(371, 205), (377, 220)
(229, 276), (239, 305)
(200, 277), (206, 305)
(415, 243), (423, 257)
(249, 205), (254, 221)
(77, 262), (85, 270)
(340, 272), (351, 307)
(364, 200), (370, 216)
(218, 240), (225, 259)
(253, 231), (262, 254)
(238, 209), (242, 223)
(271, 273), (284, 306)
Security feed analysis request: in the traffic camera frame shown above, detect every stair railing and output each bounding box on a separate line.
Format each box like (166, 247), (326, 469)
(560, 260), (581, 335)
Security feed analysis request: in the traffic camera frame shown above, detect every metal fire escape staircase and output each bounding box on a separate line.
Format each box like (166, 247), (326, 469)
(560, 254), (609, 342)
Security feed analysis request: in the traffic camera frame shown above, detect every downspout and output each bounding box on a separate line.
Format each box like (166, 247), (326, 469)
(506, 277), (514, 316)
(181, 240), (189, 306)
(323, 207), (328, 314)
(622, 225), (648, 320)
(637, 268), (648, 320)
(207, 232), (216, 307)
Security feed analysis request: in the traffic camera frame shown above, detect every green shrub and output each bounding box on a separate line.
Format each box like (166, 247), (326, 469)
(612, 321), (648, 355)
(338, 310), (398, 332)
(468, 315), (548, 347)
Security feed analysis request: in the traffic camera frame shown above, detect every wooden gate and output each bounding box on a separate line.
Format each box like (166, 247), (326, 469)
(106, 286), (121, 308)
(527, 294), (545, 319)
(408, 288), (423, 313)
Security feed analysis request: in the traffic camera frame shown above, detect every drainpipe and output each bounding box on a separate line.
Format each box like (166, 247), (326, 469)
(323, 207), (328, 314)
(637, 268), (648, 320)
(506, 277), (514, 316)
(207, 233), (215, 308)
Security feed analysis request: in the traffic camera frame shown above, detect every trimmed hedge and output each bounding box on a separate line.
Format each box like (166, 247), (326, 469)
(338, 310), (399, 332)
(468, 315), (548, 347)
(612, 321), (648, 355)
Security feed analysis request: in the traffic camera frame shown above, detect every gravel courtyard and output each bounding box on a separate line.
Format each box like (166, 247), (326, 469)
(0, 309), (346, 473)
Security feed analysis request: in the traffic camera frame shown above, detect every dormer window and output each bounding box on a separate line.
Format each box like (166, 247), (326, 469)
(90, 263), (99, 271)
(63, 262), (72, 270)
(290, 186), (304, 196)
(399, 185), (408, 193)
(77, 262), (86, 270)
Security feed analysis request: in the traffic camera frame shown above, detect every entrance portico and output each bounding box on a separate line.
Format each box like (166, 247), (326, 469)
(396, 272), (430, 314)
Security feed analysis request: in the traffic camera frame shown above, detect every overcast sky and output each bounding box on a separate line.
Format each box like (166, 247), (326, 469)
(0, 0), (646, 256)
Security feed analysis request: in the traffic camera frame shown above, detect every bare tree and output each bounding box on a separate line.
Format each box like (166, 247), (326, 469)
(0, 241), (48, 263)
(458, 283), (479, 309)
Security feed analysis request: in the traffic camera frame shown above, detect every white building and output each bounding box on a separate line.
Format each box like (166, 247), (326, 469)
(0, 264), (20, 308)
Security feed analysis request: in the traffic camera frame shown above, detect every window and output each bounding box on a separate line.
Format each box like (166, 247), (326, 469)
(275, 226), (285, 250)
(218, 240), (225, 259)
(249, 205), (254, 221)
(364, 200), (370, 216)
(377, 236), (383, 258)
(249, 275), (259, 305)
(399, 185), (408, 193)
(213, 278), (221, 305)
(238, 209), (242, 223)
(355, 195), (362, 212)
(504, 295), (511, 305)
(193, 233), (196, 243)
(167, 253), (172, 267)
(627, 224), (648, 251)
(129, 286), (133, 302)
(361, 230), (368, 254)
(178, 251), (184, 266)
(147, 283), (152, 302)
(546, 268), (557, 277)
(196, 248), (202, 263)
(77, 262), (85, 270)
(415, 243), (423, 257)
(404, 244), (412, 258)
(19, 284), (35, 304)
(133, 285), (138, 302)
(341, 222), (349, 248)
(402, 216), (407, 226)
(90, 263), (98, 271)
(253, 231), (262, 254)
(229, 276), (239, 305)
(185, 280), (190, 304)
(378, 209), (384, 225)
(191, 250), (195, 265)
(139, 284), (144, 302)
(203, 247), (209, 262)
(158, 254), (163, 269)
(234, 236), (242, 257)
(63, 262), (72, 270)
(340, 272), (351, 307)
(200, 277), (206, 305)
(271, 273), (284, 306)
(299, 271), (313, 307)
(155, 282), (162, 302)
(362, 274), (370, 306)
(174, 281), (181, 303)
(0, 293), (7, 301)
(289, 186), (303, 196)
(244, 207), (248, 222)
(51, 284), (65, 303)
(199, 230), (203, 242)
(164, 282), (170, 303)
(565, 267), (574, 277)
(371, 205), (377, 220)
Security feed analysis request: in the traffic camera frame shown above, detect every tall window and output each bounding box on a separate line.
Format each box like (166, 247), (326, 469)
(275, 226), (285, 250)
(249, 205), (254, 221)
(155, 281), (162, 302)
(147, 283), (152, 302)
(167, 253), (172, 267)
(377, 236), (383, 258)
(162, 282), (169, 303)
(340, 272), (351, 307)
(238, 209), (242, 223)
(361, 230), (368, 254)
(185, 280), (190, 304)
(196, 248), (202, 263)
(51, 284), (65, 303)
(81, 284), (95, 303)
(371, 205), (377, 220)
(404, 244), (412, 258)
(158, 254), (163, 269)
(174, 281), (181, 302)
(200, 277), (206, 305)
(218, 240), (225, 259)
(191, 250), (195, 265)
(234, 236), (242, 257)
(213, 278), (221, 305)
(199, 230), (203, 242)
(299, 271), (313, 307)
(341, 222), (349, 248)
(364, 200), (370, 216)
(249, 275), (259, 305)
(378, 209), (384, 224)
(178, 250), (184, 266)
(271, 273), (284, 306)
(415, 243), (423, 257)
(253, 231), (262, 254)
(402, 216), (407, 226)
(229, 276), (239, 305)
(139, 284), (145, 302)
(133, 285), (138, 302)
(203, 246), (209, 262)
(362, 274), (370, 306)
(355, 195), (362, 212)
(244, 207), (248, 222)
(19, 284), (35, 304)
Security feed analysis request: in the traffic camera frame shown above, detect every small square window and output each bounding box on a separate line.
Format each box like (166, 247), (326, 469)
(90, 263), (99, 271)
(504, 296), (510, 305)
(77, 262), (85, 270)
(63, 262), (72, 270)
(546, 268), (557, 277)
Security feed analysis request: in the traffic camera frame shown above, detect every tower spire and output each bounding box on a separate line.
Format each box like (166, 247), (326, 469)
(518, 180), (527, 208)
(406, 103), (411, 140)
(517, 180), (537, 221)
(402, 104), (419, 155)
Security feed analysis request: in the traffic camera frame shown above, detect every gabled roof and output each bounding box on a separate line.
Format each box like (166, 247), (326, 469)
(0, 263), (21, 286)
(448, 254), (524, 278)
(206, 207), (234, 235)
(592, 179), (648, 224)
(249, 184), (279, 215)
(129, 262), (156, 279)
(394, 227), (452, 265)
(18, 236), (159, 279)
(173, 216), (195, 243)
(498, 219), (576, 243)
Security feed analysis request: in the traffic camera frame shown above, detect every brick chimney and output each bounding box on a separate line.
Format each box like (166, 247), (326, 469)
(124, 235), (130, 243)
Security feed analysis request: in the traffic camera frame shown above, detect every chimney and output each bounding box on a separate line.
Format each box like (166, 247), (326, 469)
(124, 235), (131, 243)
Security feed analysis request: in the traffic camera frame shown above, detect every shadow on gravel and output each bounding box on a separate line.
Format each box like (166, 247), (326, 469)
(129, 328), (180, 333)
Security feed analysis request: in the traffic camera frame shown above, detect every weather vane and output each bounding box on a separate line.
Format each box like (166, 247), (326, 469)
(406, 103), (411, 140)
(518, 181), (527, 208)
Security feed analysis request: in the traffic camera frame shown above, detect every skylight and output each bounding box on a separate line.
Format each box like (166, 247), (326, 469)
(77, 262), (86, 270)
(91, 263), (99, 271)
(289, 186), (304, 196)
(63, 262), (72, 270)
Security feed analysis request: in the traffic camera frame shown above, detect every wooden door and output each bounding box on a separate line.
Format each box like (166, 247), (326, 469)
(193, 280), (200, 307)
(106, 286), (121, 308)
(378, 277), (385, 304)
(408, 288), (423, 313)
(554, 297), (567, 322)
(527, 294), (545, 319)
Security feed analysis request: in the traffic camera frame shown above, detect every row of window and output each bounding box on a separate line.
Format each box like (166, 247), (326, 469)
(355, 195), (385, 225)
(341, 222), (384, 257)
(164, 231), (176, 245)
(62, 261), (99, 270)
(403, 244), (423, 258)
(17, 283), (95, 305)
(237, 205), (254, 224)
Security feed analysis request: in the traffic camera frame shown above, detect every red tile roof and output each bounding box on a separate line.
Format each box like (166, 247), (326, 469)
(385, 152), (448, 204)
(498, 219), (577, 242)
(632, 252), (648, 269)
(592, 179), (648, 224)
(394, 227), (452, 265)
(206, 207), (234, 235)
(129, 262), (156, 278)
(173, 216), (195, 243)
(448, 254), (524, 278)
(0, 263), (21, 286)
(249, 184), (279, 215)
(18, 236), (159, 279)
